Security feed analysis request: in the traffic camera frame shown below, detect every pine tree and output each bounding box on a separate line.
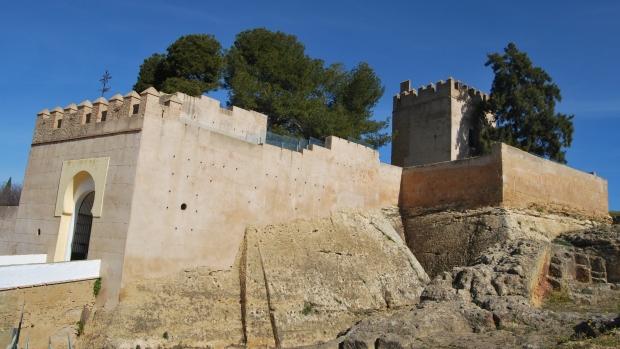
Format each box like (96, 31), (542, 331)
(477, 43), (574, 163)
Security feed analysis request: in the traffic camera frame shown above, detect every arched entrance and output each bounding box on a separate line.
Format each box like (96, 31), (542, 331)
(70, 191), (95, 260)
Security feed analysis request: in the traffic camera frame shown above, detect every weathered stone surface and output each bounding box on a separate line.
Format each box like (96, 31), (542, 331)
(402, 206), (601, 276)
(79, 208), (428, 348)
(0, 280), (95, 349)
(340, 226), (620, 349)
(244, 208), (428, 348)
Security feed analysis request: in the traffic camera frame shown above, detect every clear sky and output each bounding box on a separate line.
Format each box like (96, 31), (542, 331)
(1, 1), (618, 209)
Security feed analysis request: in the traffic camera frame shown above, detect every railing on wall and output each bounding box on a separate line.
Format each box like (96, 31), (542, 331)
(264, 131), (326, 152)
(347, 137), (374, 148)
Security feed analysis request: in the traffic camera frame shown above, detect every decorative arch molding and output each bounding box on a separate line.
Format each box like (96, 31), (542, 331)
(54, 157), (109, 218)
(52, 157), (109, 262)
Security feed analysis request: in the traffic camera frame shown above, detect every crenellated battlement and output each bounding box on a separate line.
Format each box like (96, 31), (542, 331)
(33, 88), (162, 144)
(393, 78), (489, 109)
(31, 87), (268, 145)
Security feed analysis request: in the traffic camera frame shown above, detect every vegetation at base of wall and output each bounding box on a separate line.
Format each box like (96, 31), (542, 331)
(93, 278), (102, 297)
(75, 321), (84, 336)
(472, 42), (574, 164)
(610, 211), (620, 224)
(0, 177), (21, 206)
(544, 282), (572, 311)
(133, 29), (390, 148)
(301, 301), (314, 315)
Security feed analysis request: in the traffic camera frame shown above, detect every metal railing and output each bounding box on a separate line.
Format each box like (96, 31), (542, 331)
(265, 131), (325, 152)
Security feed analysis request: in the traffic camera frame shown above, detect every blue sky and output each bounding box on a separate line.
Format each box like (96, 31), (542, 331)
(1, 1), (618, 209)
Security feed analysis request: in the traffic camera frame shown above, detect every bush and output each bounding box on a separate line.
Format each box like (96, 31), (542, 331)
(93, 278), (102, 297)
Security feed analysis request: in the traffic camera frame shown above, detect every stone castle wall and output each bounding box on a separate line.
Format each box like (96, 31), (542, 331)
(501, 144), (608, 220)
(0, 207), (18, 255)
(121, 93), (402, 285)
(6, 88), (401, 303)
(400, 143), (608, 221)
(399, 146), (503, 213)
(10, 131), (142, 303)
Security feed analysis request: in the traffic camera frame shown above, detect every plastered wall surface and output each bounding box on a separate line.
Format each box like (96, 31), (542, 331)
(177, 93), (267, 143)
(400, 149), (503, 213)
(500, 144), (608, 220)
(11, 131), (141, 302)
(0, 207), (17, 255)
(400, 143), (609, 221)
(120, 105), (402, 286)
(5, 89), (401, 303)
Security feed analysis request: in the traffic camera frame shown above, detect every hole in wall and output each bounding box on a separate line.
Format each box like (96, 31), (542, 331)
(37, 229), (41, 236)
(181, 203), (187, 210)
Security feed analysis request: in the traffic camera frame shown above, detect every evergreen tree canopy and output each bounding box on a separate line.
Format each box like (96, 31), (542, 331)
(133, 34), (224, 96)
(0, 177), (21, 206)
(225, 29), (388, 147)
(478, 43), (574, 163)
(133, 29), (389, 148)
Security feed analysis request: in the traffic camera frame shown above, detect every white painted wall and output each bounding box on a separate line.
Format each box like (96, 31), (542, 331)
(0, 259), (100, 290)
(0, 254), (47, 266)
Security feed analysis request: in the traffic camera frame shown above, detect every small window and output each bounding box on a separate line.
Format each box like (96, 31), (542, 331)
(101, 110), (107, 121)
(85, 113), (91, 124)
(56, 119), (62, 128)
(132, 104), (139, 114)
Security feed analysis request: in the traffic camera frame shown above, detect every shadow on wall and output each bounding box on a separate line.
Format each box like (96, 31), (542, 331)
(454, 88), (482, 159)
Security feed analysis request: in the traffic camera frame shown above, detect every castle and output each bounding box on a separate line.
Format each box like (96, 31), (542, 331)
(0, 78), (609, 307)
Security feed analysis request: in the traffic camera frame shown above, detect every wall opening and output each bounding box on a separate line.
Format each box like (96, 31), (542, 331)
(54, 170), (97, 262)
(70, 191), (95, 260)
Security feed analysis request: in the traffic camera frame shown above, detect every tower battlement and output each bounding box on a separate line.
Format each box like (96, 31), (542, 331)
(391, 78), (490, 167)
(393, 78), (489, 110)
(32, 88), (269, 145)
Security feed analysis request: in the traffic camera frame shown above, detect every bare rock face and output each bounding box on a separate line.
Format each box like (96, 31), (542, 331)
(79, 207), (428, 348)
(243, 208), (429, 347)
(339, 226), (620, 349)
(402, 207), (602, 277)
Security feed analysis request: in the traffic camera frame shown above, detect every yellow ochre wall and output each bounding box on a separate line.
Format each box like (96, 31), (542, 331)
(120, 98), (402, 287)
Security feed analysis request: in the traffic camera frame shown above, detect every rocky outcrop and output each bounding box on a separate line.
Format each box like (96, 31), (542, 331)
(402, 206), (603, 277)
(340, 225), (620, 348)
(79, 207), (428, 348)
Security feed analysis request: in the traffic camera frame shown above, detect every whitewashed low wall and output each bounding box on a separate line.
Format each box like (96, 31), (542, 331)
(0, 254), (47, 266)
(0, 259), (100, 290)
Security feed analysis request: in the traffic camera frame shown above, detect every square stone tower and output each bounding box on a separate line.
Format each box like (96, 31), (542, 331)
(391, 78), (489, 167)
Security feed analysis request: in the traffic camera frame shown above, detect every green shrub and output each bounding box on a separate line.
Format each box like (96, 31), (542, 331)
(76, 321), (84, 336)
(301, 301), (313, 315)
(93, 278), (102, 297)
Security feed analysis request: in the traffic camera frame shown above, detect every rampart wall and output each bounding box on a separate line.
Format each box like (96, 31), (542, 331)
(0, 207), (17, 255)
(9, 88), (402, 302)
(121, 94), (402, 284)
(399, 147), (502, 213)
(501, 143), (609, 220)
(400, 143), (609, 221)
